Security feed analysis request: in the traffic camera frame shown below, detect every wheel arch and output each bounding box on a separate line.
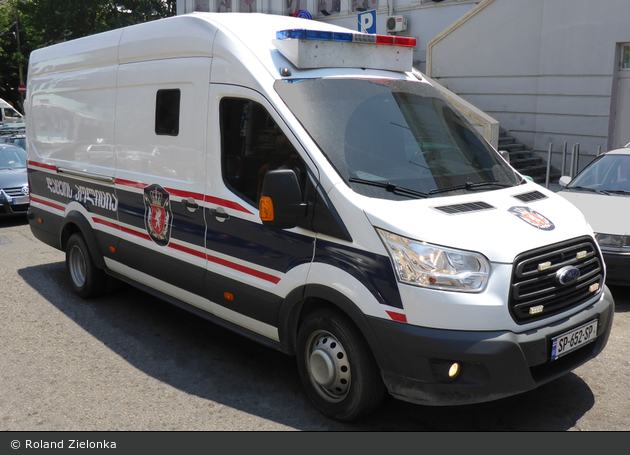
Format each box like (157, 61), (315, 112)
(278, 284), (390, 371)
(60, 211), (106, 269)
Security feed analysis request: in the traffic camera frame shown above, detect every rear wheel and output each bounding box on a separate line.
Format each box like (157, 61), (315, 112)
(66, 233), (107, 298)
(296, 308), (385, 421)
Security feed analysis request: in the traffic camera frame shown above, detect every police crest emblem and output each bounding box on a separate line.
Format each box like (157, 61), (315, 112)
(508, 206), (555, 231)
(144, 184), (172, 246)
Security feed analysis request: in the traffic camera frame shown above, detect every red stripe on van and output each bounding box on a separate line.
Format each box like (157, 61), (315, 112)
(91, 215), (277, 284)
(115, 178), (147, 189)
(114, 178), (252, 215)
(164, 187), (205, 201)
(119, 225), (152, 241)
(386, 311), (407, 323)
(93, 217), (120, 230)
(168, 242), (206, 260)
(207, 254), (280, 284)
(28, 161), (57, 171)
(30, 196), (65, 212)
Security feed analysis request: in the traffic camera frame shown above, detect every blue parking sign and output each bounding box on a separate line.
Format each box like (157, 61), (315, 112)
(358, 10), (377, 34)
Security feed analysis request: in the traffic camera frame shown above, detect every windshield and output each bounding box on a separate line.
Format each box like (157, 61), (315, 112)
(0, 147), (26, 170)
(274, 78), (521, 200)
(567, 153), (630, 194)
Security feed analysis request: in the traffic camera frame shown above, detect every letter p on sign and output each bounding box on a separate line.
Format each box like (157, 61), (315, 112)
(358, 10), (377, 34)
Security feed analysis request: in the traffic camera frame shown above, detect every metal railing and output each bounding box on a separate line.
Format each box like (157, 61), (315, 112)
(545, 142), (605, 188)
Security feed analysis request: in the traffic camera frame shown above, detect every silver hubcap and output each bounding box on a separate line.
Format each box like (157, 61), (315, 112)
(68, 245), (87, 288)
(306, 330), (351, 402)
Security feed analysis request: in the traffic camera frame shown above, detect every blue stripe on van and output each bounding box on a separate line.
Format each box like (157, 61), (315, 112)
(205, 210), (314, 274)
(314, 239), (403, 310)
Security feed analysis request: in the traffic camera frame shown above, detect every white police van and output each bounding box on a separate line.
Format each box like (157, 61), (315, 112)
(25, 13), (614, 421)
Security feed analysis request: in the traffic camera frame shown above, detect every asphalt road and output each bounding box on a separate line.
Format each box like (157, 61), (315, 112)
(1, 216), (628, 431)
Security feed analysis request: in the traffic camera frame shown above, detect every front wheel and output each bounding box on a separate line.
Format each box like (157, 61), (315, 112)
(296, 308), (385, 421)
(66, 233), (107, 298)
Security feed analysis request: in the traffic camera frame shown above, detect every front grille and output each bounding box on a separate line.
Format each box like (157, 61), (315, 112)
(2, 187), (26, 197)
(433, 201), (494, 215)
(509, 236), (604, 324)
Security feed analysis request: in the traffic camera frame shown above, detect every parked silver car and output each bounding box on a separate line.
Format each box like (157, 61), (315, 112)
(558, 147), (630, 285)
(0, 144), (29, 217)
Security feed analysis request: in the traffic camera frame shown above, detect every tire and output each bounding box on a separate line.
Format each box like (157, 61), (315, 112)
(296, 308), (385, 421)
(65, 233), (107, 298)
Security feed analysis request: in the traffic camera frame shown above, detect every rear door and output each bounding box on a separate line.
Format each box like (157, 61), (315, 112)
(203, 84), (317, 340)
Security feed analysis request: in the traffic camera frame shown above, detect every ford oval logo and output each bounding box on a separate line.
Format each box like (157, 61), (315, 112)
(556, 266), (580, 285)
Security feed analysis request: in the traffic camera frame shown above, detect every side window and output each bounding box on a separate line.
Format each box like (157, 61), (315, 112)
(220, 98), (306, 207)
(155, 89), (181, 136)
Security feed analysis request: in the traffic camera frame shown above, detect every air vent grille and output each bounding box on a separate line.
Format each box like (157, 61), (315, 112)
(513, 191), (548, 203)
(433, 201), (495, 215)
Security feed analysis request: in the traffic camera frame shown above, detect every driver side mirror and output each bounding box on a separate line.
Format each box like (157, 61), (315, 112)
(259, 169), (306, 229)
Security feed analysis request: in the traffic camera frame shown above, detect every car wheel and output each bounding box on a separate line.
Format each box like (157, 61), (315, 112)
(296, 308), (385, 421)
(66, 233), (107, 298)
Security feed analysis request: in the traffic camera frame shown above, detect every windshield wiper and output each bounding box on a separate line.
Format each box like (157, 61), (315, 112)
(429, 180), (512, 195)
(568, 185), (611, 195)
(349, 178), (428, 199)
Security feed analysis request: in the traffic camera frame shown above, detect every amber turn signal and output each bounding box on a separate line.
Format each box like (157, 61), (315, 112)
(259, 196), (275, 222)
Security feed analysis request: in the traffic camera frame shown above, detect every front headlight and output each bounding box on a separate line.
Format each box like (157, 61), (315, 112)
(595, 233), (630, 251)
(377, 228), (490, 292)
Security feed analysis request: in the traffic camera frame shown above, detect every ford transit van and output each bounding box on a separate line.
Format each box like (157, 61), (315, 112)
(26, 13), (614, 421)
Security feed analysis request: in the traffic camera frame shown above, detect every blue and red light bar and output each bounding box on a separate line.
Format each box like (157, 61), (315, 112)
(276, 29), (417, 48)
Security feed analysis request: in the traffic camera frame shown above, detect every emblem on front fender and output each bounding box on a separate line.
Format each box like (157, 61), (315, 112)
(144, 184), (172, 246)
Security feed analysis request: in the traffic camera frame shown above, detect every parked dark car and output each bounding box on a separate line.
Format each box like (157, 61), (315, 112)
(0, 144), (29, 217)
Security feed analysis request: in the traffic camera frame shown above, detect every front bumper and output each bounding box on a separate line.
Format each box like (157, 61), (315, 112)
(368, 287), (614, 406)
(0, 194), (29, 217)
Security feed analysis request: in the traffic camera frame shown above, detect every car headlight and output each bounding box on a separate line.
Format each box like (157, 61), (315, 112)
(595, 233), (630, 251)
(377, 228), (490, 292)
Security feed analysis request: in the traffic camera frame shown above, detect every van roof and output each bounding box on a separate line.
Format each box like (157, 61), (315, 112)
(28, 13), (413, 81)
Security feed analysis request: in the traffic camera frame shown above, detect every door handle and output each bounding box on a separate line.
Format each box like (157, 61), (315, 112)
(181, 197), (199, 212)
(209, 207), (230, 221)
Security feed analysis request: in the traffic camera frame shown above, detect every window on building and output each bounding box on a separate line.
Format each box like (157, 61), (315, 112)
(240, 0), (257, 12)
(195, 0), (210, 11)
(220, 98), (305, 206)
(155, 89), (181, 136)
(317, 0), (341, 16)
(622, 44), (630, 69)
(218, 0), (232, 12)
(352, 0), (378, 11)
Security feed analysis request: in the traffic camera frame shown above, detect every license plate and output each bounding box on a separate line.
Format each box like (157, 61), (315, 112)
(551, 319), (598, 361)
(12, 196), (28, 205)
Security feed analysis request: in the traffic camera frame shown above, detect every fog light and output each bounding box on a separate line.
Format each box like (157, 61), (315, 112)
(431, 359), (461, 382)
(448, 362), (460, 379)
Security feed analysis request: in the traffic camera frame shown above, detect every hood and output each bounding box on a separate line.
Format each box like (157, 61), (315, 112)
(558, 190), (629, 236)
(362, 184), (592, 263)
(0, 168), (28, 189)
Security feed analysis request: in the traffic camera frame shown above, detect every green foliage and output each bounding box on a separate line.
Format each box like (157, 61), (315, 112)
(0, 0), (176, 110)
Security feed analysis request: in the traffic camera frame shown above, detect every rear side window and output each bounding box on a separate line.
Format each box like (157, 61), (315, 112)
(155, 89), (181, 136)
